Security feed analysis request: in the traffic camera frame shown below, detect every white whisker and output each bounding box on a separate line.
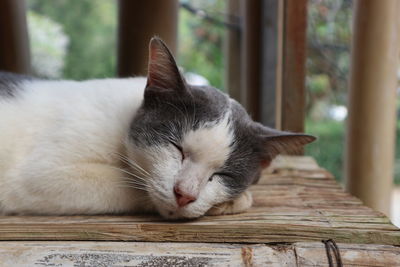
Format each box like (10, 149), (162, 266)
(113, 151), (151, 177)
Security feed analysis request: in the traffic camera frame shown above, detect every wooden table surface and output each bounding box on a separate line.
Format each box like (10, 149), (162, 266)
(1, 156), (399, 266)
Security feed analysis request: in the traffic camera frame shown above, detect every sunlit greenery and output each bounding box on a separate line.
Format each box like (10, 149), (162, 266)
(306, 0), (352, 111)
(27, 0), (226, 88)
(28, 0), (117, 79)
(305, 0), (352, 181)
(307, 119), (400, 184)
(178, 0), (226, 89)
(305, 120), (345, 181)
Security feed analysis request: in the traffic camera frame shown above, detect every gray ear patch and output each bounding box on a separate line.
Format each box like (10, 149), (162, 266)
(146, 37), (185, 92)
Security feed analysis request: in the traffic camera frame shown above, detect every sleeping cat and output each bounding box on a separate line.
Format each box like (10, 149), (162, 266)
(0, 37), (315, 219)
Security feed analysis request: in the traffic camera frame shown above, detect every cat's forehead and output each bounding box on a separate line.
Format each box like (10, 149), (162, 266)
(180, 86), (234, 168)
(187, 85), (231, 122)
(182, 112), (233, 168)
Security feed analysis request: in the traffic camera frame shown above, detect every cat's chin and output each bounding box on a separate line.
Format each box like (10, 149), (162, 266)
(158, 209), (205, 220)
(152, 201), (208, 220)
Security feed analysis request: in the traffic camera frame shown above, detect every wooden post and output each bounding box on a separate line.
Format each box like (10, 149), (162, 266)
(241, 0), (262, 121)
(229, 0), (307, 131)
(225, 0), (241, 102)
(117, 0), (178, 77)
(278, 0), (308, 133)
(345, 0), (400, 215)
(0, 0), (31, 74)
(260, 0), (282, 128)
(274, 0), (284, 130)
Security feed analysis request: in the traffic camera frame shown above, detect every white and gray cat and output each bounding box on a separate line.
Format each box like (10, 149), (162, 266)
(0, 38), (315, 219)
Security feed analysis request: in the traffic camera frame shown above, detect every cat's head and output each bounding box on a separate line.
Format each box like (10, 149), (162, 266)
(126, 37), (315, 219)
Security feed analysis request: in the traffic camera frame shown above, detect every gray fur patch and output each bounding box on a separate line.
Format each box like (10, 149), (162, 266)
(217, 100), (266, 195)
(129, 84), (230, 147)
(0, 71), (32, 97)
(129, 84), (263, 198)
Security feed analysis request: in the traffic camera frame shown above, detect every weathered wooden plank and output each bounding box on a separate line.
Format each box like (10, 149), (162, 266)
(295, 242), (400, 267)
(0, 156), (399, 245)
(0, 214), (398, 244)
(0, 242), (286, 267)
(268, 155), (320, 171)
(0, 241), (399, 266)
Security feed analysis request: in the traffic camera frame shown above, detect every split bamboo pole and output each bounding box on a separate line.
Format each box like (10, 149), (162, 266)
(345, 0), (400, 215)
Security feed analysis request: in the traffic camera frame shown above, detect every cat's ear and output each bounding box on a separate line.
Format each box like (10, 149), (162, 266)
(260, 128), (316, 168)
(146, 37), (186, 92)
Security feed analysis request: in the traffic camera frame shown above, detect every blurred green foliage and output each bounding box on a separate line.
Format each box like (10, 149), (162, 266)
(178, 0), (226, 89)
(305, 0), (352, 182)
(28, 0), (117, 79)
(305, 120), (345, 182)
(27, 0), (226, 88)
(307, 120), (400, 185)
(308, 74), (331, 96)
(27, 11), (69, 78)
(306, 0), (352, 114)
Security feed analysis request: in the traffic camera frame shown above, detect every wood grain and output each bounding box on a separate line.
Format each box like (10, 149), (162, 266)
(0, 241), (398, 266)
(0, 156), (399, 245)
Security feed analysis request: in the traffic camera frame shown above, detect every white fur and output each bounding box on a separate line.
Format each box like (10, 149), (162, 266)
(0, 77), (235, 218)
(0, 78), (149, 214)
(125, 113), (235, 219)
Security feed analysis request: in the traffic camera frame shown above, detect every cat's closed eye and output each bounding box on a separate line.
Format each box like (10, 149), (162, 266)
(209, 172), (233, 182)
(171, 142), (185, 162)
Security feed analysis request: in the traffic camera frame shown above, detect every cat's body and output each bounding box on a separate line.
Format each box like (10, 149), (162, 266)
(0, 75), (150, 215)
(0, 38), (314, 219)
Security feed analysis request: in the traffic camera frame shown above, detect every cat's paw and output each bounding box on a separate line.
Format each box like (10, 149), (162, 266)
(206, 190), (253, 216)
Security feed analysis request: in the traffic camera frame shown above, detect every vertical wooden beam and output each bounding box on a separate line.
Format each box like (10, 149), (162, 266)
(225, 0), (241, 102)
(117, 0), (178, 77)
(260, 0), (282, 128)
(274, 0), (285, 130)
(279, 0), (308, 133)
(0, 0), (31, 74)
(345, 0), (400, 215)
(238, 0), (307, 131)
(241, 0), (262, 121)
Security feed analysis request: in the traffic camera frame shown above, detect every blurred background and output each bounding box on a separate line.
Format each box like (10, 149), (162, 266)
(25, 0), (399, 181)
(3, 0), (400, 225)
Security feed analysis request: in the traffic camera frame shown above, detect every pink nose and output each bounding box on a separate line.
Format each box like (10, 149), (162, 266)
(174, 186), (197, 207)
